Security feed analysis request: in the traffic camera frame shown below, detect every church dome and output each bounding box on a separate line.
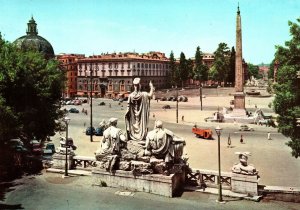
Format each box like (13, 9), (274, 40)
(14, 17), (54, 59)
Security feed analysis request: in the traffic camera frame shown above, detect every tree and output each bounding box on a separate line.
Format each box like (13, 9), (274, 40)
(228, 47), (236, 86)
(193, 46), (208, 110)
(193, 46), (208, 83)
(179, 52), (188, 88)
(0, 35), (65, 144)
(247, 63), (260, 78)
(268, 59), (275, 79)
(212, 43), (230, 85)
(273, 18), (300, 158)
(168, 51), (177, 87)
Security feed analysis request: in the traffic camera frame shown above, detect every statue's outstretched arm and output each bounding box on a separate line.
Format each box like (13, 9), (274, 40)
(148, 81), (155, 98)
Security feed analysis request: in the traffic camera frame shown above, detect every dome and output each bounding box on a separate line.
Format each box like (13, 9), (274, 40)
(14, 17), (54, 59)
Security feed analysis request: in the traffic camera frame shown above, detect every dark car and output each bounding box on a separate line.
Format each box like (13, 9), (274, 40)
(98, 102), (106, 106)
(6, 139), (29, 153)
(69, 108), (79, 113)
(95, 127), (104, 136)
(86, 127), (95, 135)
(162, 105), (171, 109)
(160, 97), (167, 101)
(45, 143), (56, 154)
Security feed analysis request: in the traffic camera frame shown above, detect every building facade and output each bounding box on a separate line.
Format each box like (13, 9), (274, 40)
(57, 54), (85, 98)
(76, 52), (170, 98)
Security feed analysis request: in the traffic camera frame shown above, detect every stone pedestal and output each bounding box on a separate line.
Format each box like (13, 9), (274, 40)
(52, 153), (74, 170)
(231, 173), (259, 196)
(92, 168), (185, 197)
(233, 92), (245, 109)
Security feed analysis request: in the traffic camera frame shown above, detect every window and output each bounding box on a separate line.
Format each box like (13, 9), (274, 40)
(115, 63), (118, 69)
(137, 63), (140, 68)
(128, 62), (130, 68)
(109, 63), (112, 69)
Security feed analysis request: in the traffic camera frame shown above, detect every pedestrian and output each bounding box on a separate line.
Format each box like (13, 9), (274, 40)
(153, 113), (155, 118)
(240, 134), (244, 144)
(182, 115), (184, 122)
(157, 99), (158, 103)
(267, 132), (271, 140)
(228, 134), (231, 148)
(109, 103), (111, 108)
(84, 122), (86, 127)
(255, 104), (257, 109)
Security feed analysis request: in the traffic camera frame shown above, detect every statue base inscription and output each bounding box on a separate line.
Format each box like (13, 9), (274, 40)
(92, 168), (186, 197)
(231, 173), (259, 196)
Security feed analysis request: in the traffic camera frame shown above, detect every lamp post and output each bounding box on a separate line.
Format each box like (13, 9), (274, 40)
(90, 63), (93, 142)
(176, 85), (178, 123)
(63, 116), (70, 177)
(215, 125), (224, 203)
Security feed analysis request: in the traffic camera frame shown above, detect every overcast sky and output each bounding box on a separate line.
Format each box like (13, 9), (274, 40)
(0, 0), (299, 64)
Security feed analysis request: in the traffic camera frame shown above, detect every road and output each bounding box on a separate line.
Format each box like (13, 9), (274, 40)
(2, 173), (299, 210)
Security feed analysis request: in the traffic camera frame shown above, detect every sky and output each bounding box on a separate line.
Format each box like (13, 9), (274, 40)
(0, 0), (299, 64)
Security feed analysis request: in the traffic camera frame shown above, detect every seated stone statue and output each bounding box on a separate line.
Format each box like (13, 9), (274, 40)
(95, 117), (126, 171)
(145, 120), (185, 163)
(231, 152), (258, 175)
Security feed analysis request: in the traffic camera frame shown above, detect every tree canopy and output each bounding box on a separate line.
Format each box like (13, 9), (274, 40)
(0, 35), (65, 144)
(179, 52), (189, 88)
(247, 63), (260, 78)
(273, 18), (300, 158)
(210, 43), (230, 85)
(193, 46), (208, 84)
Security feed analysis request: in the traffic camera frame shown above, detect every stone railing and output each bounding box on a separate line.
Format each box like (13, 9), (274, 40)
(186, 168), (232, 190)
(72, 156), (97, 170)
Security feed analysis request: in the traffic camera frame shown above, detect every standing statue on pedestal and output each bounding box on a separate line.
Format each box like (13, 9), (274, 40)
(125, 77), (155, 141)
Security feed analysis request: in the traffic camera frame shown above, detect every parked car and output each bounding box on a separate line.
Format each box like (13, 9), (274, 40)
(5, 138), (29, 153)
(162, 105), (171, 109)
(59, 137), (77, 150)
(30, 140), (42, 155)
(82, 99), (88, 103)
(74, 100), (82, 105)
(86, 127), (95, 135)
(95, 127), (104, 136)
(69, 108), (79, 113)
(160, 97), (167, 101)
(66, 100), (74, 105)
(239, 124), (254, 131)
(98, 102), (106, 106)
(45, 143), (56, 154)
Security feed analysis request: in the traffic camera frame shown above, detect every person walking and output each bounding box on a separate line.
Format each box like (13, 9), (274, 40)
(267, 132), (271, 140)
(240, 134), (244, 144)
(228, 134), (231, 148)
(182, 115), (185, 122)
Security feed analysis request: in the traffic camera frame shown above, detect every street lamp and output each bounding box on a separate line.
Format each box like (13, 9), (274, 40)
(176, 85), (178, 123)
(215, 125), (224, 203)
(90, 63), (93, 142)
(63, 116), (71, 177)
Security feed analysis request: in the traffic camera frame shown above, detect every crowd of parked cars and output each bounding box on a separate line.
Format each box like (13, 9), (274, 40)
(159, 95), (188, 102)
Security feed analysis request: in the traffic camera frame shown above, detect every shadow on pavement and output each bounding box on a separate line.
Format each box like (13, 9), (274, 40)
(0, 203), (24, 209)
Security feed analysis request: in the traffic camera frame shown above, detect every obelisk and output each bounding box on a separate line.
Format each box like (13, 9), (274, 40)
(233, 5), (246, 114)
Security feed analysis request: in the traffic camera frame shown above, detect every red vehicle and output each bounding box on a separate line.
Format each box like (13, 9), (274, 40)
(192, 127), (213, 139)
